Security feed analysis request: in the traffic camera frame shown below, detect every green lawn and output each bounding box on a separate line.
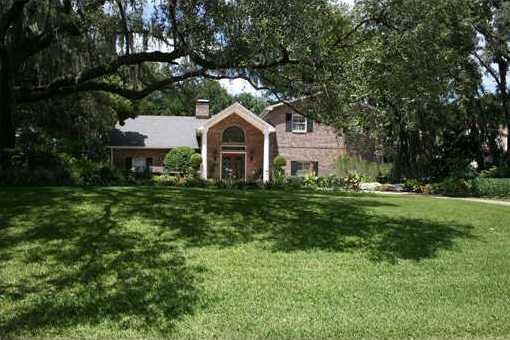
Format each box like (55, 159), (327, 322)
(1, 187), (509, 338)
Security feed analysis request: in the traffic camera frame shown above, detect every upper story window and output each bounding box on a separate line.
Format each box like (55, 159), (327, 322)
(292, 113), (307, 133)
(222, 126), (245, 144)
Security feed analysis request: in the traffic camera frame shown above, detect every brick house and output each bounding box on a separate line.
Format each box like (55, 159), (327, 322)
(109, 100), (347, 182)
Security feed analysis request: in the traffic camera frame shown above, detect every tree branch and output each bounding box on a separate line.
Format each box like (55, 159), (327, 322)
(473, 50), (502, 88)
(17, 69), (207, 102)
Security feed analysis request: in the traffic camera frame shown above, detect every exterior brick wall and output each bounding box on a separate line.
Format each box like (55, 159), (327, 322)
(111, 104), (347, 179)
(112, 148), (170, 169)
(265, 105), (347, 176)
(207, 112), (264, 180)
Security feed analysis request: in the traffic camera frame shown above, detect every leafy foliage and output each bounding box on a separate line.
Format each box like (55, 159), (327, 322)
(337, 155), (391, 182)
(472, 178), (510, 197)
(138, 79), (268, 116)
(343, 171), (362, 192)
(164, 147), (197, 176)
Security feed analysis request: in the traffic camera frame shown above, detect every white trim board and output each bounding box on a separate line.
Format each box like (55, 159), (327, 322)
(108, 146), (188, 150)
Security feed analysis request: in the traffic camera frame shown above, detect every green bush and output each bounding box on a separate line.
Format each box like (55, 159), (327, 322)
(164, 147), (196, 176)
(273, 155), (287, 169)
(472, 178), (510, 197)
(337, 155), (392, 182)
(0, 150), (74, 186)
(429, 177), (472, 196)
(286, 176), (305, 190)
(344, 171), (362, 191)
(303, 172), (318, 189)
(272, 155), (287, 185)
(317, 174), (342, 189)
(190, 153), (202, 178)
(70, 159), (125, 185)
(480, 166), (510, 179)
(153, 174), (178, 186)
(403, 179), (422, 193)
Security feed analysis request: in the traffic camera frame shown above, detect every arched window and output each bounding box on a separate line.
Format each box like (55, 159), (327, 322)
(222, 126), (245, 145)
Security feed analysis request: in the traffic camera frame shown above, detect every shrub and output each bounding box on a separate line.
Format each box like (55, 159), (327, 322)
(70, 159), (124, 185)
(472, 178), (510, 197)
(337, 155), (392, 182)
(164, 147), (196, 176)
(429, 177), (472, 196)
(250, 168), (263, 181)
(480, 166), (510, 179)
(286, 176), (305, 190)
(317, 174), (341, 189)
(403, 179), (422, 193)
(272, 155), (287, 185)
(303, 172), (318, 189)
(153, 174), (178, 186)
(273, 155), (287, 169)
(182, 176), (208, 187)
(190, 153), (202, 178)
(344, 171), (362, 191)
(0, 150), (74, 186)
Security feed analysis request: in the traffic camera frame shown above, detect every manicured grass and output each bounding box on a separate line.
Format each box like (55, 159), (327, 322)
(1, 187), (509, 338)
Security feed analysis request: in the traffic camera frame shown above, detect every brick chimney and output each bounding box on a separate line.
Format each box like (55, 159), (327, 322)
(195, 99), (210, 119)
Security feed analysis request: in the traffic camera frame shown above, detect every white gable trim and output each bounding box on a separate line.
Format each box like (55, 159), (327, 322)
(201, 102), (275, 133)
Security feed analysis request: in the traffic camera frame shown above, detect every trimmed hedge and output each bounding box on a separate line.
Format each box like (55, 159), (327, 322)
(473, 178), (510, 197)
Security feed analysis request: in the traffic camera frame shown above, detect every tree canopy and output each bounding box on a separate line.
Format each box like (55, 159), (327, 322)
(0, 0), (353, 150)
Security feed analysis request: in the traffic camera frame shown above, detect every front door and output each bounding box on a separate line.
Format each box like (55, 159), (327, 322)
(222, 153), (245, 180)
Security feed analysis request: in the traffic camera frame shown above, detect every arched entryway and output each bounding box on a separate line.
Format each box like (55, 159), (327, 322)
(199, 103), (275, 182)
(221, 126), (246, 180)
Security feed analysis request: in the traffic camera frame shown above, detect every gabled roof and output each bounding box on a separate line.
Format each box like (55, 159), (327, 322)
(110, 103), (274, 149)
(200, 102), (275, 133)
(110, 115), (204, 149)
(260, 95), (316, 119)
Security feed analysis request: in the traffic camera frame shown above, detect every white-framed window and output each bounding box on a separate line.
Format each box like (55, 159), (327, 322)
(132, 158), (146, 172)
(292, 113), (307, 133)
(291, 161), (318, 177)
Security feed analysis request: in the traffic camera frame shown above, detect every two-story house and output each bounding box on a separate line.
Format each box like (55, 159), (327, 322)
(109, 100), (347, 182)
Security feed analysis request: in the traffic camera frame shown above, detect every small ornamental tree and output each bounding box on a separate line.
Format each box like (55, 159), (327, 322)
(190, 153), (203, 178)
(273, 155), (287, 183)
(164, 147), (196, 176)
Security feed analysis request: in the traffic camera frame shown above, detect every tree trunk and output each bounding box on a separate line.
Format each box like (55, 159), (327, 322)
(496, 57), (510, 160)
(0, 52), (16, 155)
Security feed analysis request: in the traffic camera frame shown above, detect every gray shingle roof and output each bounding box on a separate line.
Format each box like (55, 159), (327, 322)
(110, 116), (205, 149)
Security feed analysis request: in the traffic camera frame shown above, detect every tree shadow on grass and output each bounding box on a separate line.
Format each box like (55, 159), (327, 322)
(0, 187), (475, 335)
(114, 188), (474, 262)
(0, 189), (202, 336)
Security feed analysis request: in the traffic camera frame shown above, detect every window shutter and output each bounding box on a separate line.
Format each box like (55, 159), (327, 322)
(291, 161), (298, 176)
(286, 113), (292, 132)
(313, 161), (319, 176)
(307, 118), (314, 132)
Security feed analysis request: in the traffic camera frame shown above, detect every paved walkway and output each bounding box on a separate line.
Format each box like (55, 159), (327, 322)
(374, 191), (510, 207)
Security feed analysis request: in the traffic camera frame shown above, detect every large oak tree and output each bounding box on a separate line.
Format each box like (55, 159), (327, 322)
(0, 0), (355, 153)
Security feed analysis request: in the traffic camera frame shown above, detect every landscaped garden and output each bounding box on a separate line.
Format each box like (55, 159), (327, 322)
(1, 186), (509, 338)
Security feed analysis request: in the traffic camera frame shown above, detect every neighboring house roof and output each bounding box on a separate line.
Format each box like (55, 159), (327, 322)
(110, 115), (204, 149)
(200, 102), (275, 133)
